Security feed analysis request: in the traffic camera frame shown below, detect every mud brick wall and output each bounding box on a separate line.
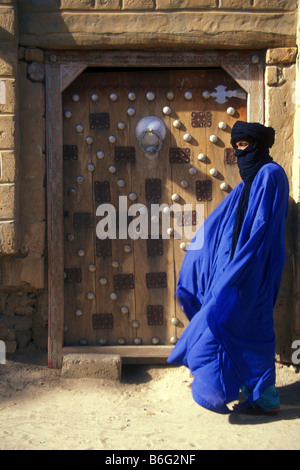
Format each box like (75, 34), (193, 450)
(0, 1), (19, 256)
(264, 47), (298, 362)
(293, 6), (300, 350)
(0, 1), (47, 353)
(18, 0), (297, 50)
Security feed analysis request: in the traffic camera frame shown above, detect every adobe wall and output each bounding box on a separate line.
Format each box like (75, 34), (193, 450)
(0, 0), (299, 361)
(17, 0), (296, 50)
(293, 3), (300, 351)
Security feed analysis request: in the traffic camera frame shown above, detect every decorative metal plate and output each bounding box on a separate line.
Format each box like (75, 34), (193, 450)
(191, 111), (212, 128)
(224, 148), (237, 164)
(147, 238), (163, 256)
(147, 305), (164, 326)
(169, 148), (190, 164)
(64, 268), (82, 283)
(73, 212), (93, 229)
(63, 144), (78, 161)
(89, 112), (110, 130)
(146, 272), (167, 288)
(92, 313), (114, 330)
(114, 146), (136, 163)
(96, 238), (112, 257)
(195, 180), (212, 202)
(145, 178), (162, 199)
(175, 210), (197, 227)
(113, 274), (135, 290)
(94, 181), (110, 203)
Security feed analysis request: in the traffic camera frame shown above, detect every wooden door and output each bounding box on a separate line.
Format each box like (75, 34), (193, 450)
(62, 67), (247, 351)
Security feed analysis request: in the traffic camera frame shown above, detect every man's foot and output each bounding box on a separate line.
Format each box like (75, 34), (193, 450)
(233, 402), (280, 416)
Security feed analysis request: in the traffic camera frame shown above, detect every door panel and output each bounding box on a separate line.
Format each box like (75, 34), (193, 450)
(62, 67), (247, 349)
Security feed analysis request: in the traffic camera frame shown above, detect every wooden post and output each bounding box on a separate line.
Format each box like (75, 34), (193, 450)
(45, 64), (64, 368)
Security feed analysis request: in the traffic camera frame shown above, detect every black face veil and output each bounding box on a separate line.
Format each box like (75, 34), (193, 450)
(230, 121), (275, 259)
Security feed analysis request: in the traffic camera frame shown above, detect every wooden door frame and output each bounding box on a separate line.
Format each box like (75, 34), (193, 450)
(45, 50), (264, 368)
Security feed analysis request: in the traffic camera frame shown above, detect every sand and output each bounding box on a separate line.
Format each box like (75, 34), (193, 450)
(1, 347), (300, 451)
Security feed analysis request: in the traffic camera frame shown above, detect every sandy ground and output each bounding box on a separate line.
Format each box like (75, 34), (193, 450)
(1, 347), (300, 451)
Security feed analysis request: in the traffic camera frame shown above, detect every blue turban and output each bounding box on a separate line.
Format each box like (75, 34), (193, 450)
(231, 120), (275, 150)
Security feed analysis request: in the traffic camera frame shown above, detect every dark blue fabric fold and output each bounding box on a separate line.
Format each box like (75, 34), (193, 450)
(167, 163), (289, 414)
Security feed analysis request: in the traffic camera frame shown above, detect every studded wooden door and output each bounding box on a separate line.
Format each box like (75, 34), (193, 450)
(62, 67), (247, 350)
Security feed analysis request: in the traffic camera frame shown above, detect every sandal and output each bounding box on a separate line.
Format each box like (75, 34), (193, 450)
(233, 402), (280, 416)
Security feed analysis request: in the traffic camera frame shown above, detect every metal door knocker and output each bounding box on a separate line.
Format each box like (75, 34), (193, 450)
(135, 116), (167, 160)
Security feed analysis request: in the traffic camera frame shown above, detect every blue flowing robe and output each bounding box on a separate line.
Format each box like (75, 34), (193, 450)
(167, 162), (289, 414)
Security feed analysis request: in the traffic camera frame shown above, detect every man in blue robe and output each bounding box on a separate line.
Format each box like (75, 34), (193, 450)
(167, 121), (289, 415)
